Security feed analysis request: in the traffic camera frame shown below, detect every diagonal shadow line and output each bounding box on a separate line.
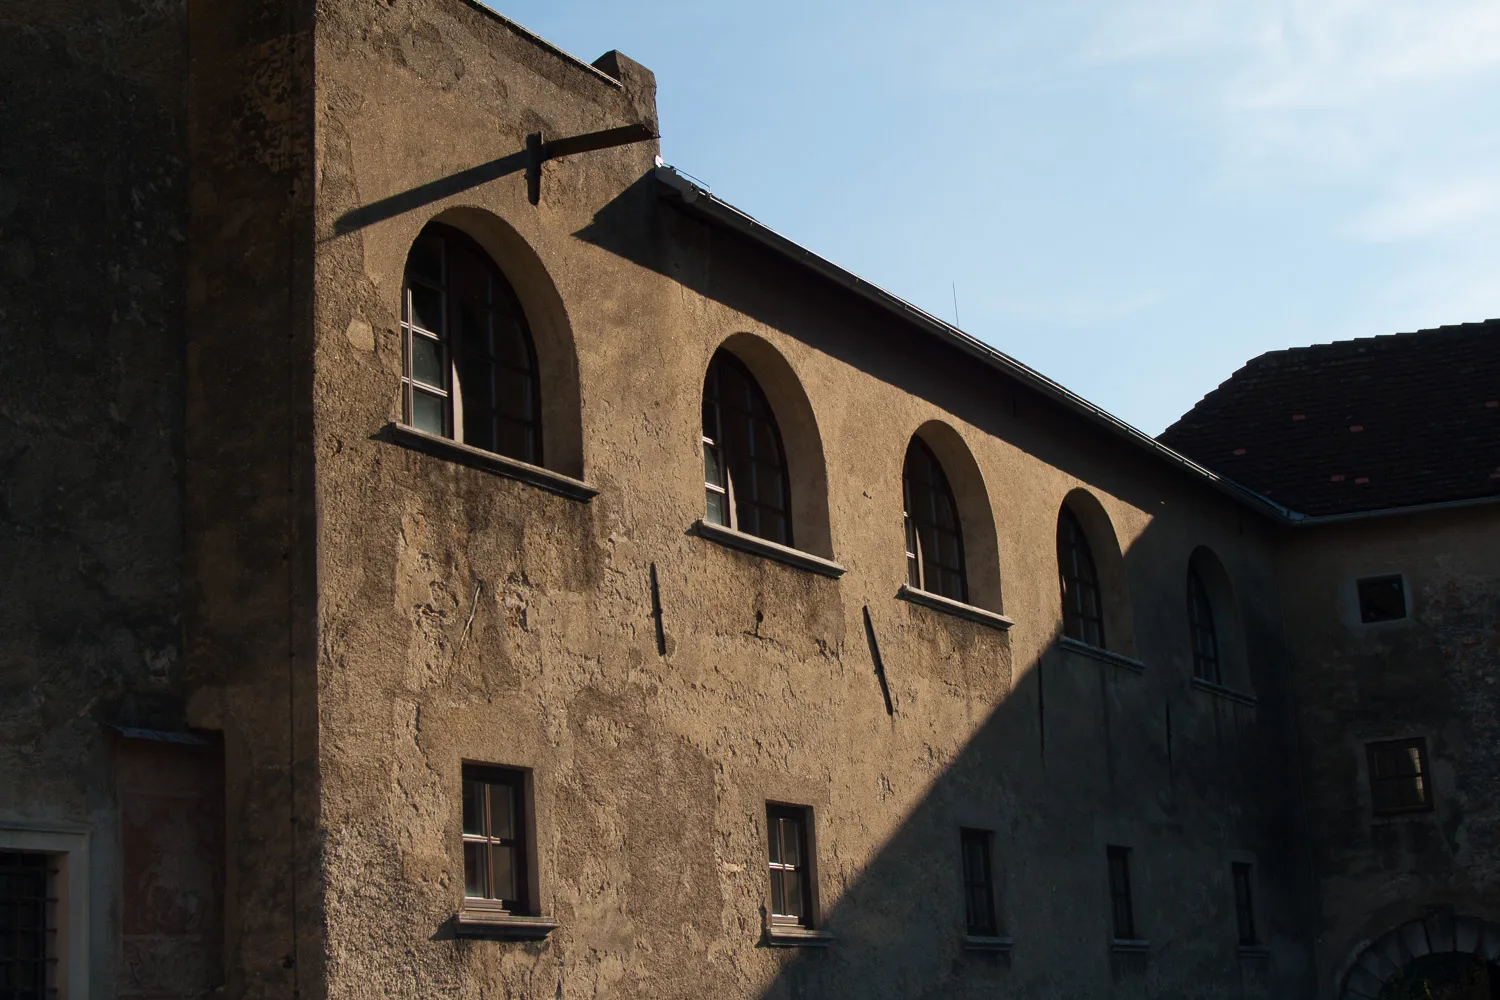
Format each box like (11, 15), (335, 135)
(332, 149), (530, 234)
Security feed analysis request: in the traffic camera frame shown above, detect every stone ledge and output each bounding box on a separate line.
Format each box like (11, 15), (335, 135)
(1110, 938), (1150, 954)
(963, 934), (1015, 953)
(1060, 637), (1146, 673)
(764, 924), (834, 947)
(1191, 676), (1258, 707)
(386, 422), (598, 502)
(897, 585), (1014, 632)
(1236, 944), (1271, 959)
(454, 904), (558, 941)
(692, 520), (846, 578)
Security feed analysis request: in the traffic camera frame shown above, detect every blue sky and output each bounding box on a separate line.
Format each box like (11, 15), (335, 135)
(490, 0), (1500, 434)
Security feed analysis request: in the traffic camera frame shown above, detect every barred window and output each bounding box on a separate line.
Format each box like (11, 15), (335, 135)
(903, 438), (968, 602)
(1059, 506), (1105, 647)
(960, 829), (997, 937)
(462, 766), (530, 913)
(767, 805), (814, 927)
(0, 851), (56, 999)
(1107, 846), (1135, 941)
(1367, 738), (1433, 815)
(1187, 567), (1220, 684)
(703, 351), (793, 546)
(402, 223), (542, 464)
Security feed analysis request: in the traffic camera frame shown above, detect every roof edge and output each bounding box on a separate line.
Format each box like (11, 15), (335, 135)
(652, 164), (1298, 524)
(460, 0), (623, 89)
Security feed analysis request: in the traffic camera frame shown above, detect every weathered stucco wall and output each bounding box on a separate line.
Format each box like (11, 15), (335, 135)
(0, 0), (191, 992)
(1276, 508), (1500, 998)
(311, 2), (1317, 997)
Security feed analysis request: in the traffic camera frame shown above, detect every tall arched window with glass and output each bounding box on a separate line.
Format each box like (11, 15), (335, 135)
(902, 438), (968, 602)
(701, 350), (793, 545)
(1058, 506), (1105, 647)
(1187, 567), (1220, 684)
(401, 223), (542, 464)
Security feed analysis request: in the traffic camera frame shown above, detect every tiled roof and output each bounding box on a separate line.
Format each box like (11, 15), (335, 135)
(1159, 319), (1500, 517)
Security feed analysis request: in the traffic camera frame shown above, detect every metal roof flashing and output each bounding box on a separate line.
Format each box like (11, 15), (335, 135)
(652, 164), (1296, 524)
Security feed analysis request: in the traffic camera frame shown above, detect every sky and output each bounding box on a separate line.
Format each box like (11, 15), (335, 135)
(488, 0), (1500, 434)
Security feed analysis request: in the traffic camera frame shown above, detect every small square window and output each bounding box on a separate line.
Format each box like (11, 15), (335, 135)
(0, 852), (58, 997)
(1367, 738), (1433, 815)
(960, 829), (998, 937)
(767, 804), (816, 928)
(462, 765), (532, 914)
(1357, 575), (1407, 623)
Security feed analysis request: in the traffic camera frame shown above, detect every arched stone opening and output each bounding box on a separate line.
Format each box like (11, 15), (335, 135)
(418, 205), (585, 479)
(1342, 913), (1500, 1000)
(907, 420), (1003, 613)
(1186, 545), (1249, 691)
(703, 333), (833, 559)
(1057, 488), (1136, 656)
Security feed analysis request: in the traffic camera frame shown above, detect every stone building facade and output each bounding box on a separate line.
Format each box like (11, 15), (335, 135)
(0, 1), (1494, 999)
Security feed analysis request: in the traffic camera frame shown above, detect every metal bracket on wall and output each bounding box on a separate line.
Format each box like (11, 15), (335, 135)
(527, 123), (658, 205)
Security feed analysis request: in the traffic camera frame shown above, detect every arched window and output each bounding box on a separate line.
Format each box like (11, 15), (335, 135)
(1186, 567), (1220, 684)
(401, 222), (541, 464)
(903, 438), (967, 602)
(702, 350), (793, 545)
(1058, 505), (1104, 647)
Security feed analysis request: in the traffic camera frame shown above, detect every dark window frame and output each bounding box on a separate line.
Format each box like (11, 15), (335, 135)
(0, 850), (57, 999)
(1187, 566), (1221, 684)
(960, 828), (998, 937)
(766, 804), (815, 928)
(1356, 575), (1408, 624)
(1059, 506), (1106, 648)
(1366, 737), (1434, 815)
(702, 351), (794, 547)
(1231, 862), (1256, 946)
(461, 764), (533, 914)
(401, 223), (543, 465)
(1107, 845), (1136, 941)
(903, 438), (969, 603)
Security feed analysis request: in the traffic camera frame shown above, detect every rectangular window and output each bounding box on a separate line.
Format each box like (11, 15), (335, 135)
(0, 851), (57, 999)
(1232, 863), (1256, 945)
(960, 829), (998, 937)
(1107, 846), (1136, 940)
(767, 805), (814, 927)
(1367, 738), (1433, 815)
(462, 765), (530, 913)
(1357, 575), (1407, 623)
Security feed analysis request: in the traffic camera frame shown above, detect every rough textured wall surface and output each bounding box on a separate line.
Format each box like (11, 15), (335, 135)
(311, 2), (1318, 997)
(1276, 508), (1500, 998)
(0, 0), (189, 992)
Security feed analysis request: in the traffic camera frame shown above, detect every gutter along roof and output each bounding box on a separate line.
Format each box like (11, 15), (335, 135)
(652, 164), (1299, 525)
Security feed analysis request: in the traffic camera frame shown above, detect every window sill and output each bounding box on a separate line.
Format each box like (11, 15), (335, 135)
(1190, 676), (1257, 707)
(386, 422), (598, 502)
(692, 520), (846, 578)
(455, 902), (558, 940)
(1236, 944), (1271, 959)
(964, 934), (1014, 953)
(897, 586), (1014, 632)
(764, 924), (834, 947)
(1059, 637), (1146, 673)
(1111, 938), (1150, 954)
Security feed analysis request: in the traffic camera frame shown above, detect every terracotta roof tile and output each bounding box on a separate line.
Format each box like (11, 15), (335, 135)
(1159, 319), (1500, 516)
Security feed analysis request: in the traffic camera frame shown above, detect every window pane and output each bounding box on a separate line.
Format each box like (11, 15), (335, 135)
(409, 285), (444, 334)
(463, 841), (487, 898)
(408, 236), (443, 284)
(706, 489), (729, 526)
(769, 869), (785, 917)
(782, 817), (801, 867)
(491, 417), (534, 463)
(411, 334), (445, 388)
(489, 783), (515, 840)
(491, 844), (515, 903)
(494, 367), (534, 422)
(493, 316), (531, 369)
(411, 389), (446, 436)
(780, 869), (802, 918)
(462, 780), (484, 835)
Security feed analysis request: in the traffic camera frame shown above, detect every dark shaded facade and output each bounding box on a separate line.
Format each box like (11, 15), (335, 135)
(1, 1), (1494, 998)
